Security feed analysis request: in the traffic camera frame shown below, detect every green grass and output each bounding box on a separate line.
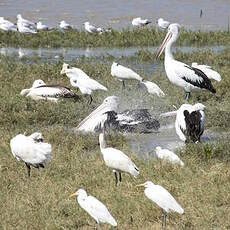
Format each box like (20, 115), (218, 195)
(0, 28), (230, 48)
(0, 49), (230, 229)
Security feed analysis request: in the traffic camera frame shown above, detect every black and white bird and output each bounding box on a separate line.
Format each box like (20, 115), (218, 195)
(10, 132), (52, 177)
(17, 14), (37, 34)
(83, 21), (103, 34)
(59, 20), (72, 30)
(20, 79), (80, 102)
(132, 17), (151, 27)
(156, 23), (216, 100)
(175, 103), (205, 143)
(36, 21), (49, 31)
(0, 17), (17, 32)
(157, 18), (170, 30)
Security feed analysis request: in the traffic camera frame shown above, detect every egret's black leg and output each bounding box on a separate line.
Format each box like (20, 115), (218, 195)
(184, 92), (190, 100)
(162, 209), (167, 230)
(119, 172), (122, 182)
(25, 163), (31, 177)
(114, 171), (118, 186)
(88, 95), (93, 104)
(122, 81), (125, 90)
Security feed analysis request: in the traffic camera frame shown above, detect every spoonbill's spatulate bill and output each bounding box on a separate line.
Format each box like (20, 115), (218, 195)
(99, 132), (139, 185)
(10, 132), (52, 177)
(137, 181), (184, 230)
(175, 103), (205, 143)
(156, 23), (216, 100)
(132, 17), (151, 27)
(69, 189), (117, 228)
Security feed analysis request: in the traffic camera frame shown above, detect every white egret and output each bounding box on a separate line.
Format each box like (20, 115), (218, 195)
(69, 189), (117, 228)
(156, 23), (216, 100)
(0, 17), (17, 32)
(132, 17), (151, 27)
(137, 181), (184, 230)
(155, 146), (184, 166)
(20, 79), (80, 102)
(157, 18), (170, 29)
(60, 63), (107, 104)
(10, 132), (52, 177)
(99, 132), (139, 185)
(140, 80), (165, 97)
(59, 20), (72, 30)
(111, 62), (142, 89)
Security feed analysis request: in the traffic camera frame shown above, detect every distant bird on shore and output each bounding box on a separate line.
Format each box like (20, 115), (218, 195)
(20, 79), (80, 102)
(200, 9), (203, 18)
(0, 17), (17, 32)
(10, 132), (52, 177)
(59, 20), (72, 30)
(36, 21), (49, 31)
(84, 21), (103, 34)
(132, 17), (151, 27)
(137, 181), (184, 230)
(111, 62), (142, 89)
(140, 80), (165, 97)
(17, 14), (37, 34)
(60, 63), (107, 104)
(17, 14), (36, 28)
(156, 23), (216, 100)
(99, 132), (139, 185)
(155, 146), (184, 166)
(157, 18), (170, 30)
(69, 189), (117, 228)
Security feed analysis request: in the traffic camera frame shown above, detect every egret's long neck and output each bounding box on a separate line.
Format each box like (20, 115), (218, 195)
(99, 134), (106, 151)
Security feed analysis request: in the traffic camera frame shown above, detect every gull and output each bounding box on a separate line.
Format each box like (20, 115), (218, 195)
(137, 181), (184, 230)
(191, 62), (221, 82)
(10, 132), (52, 177)
(76, 96), (120, 133)
(17, 14), (36, 27)
(60, 63), (107, 104)
(155, 146), (184, 166)
(99, 132), (139, 185)
(157, 18), (170, 30)
(20, 79), (80, 102)
(36, 21), (49, 31)
(140, 79), (165, 97)
(59, 20), (72, 30)
(0, 17), (17, 32)
(156, 23), (216, 100)
(132, 17), (151, 27)
(111, 62), (142, 89)
(69, 189), (117, 228)
(84, 21), (102, 33)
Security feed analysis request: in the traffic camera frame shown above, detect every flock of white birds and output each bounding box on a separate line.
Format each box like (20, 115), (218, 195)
(7, 13), (222, 229)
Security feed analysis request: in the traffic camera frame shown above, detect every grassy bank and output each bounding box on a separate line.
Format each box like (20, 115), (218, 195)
(0, 50), (230, 229)
(0, 28), (230, 48)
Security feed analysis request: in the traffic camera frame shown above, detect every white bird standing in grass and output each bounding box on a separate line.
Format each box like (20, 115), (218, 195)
(156, 23), (216, 100)
(60, 63), (107, 104)
(132, 17), (151, 27)
(69, 189), (117, 228)
(157, 18), (170, 30)
(36, 21), (49, 31)
(99, 132), (139, 185)
(191, 62), (221, 82)
(111, 62), (142, 89)
(59, 20), (72, 30)
(140, 80), (165, 97)
(155, 146), (184, 166)
(10, 132), (52, 177)
(0, 17), (17, 32)
(137, 181), (184, 230)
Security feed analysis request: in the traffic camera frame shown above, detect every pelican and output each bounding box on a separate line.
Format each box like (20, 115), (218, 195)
(191, 62), (221, 82)
(76, 96), (120, 133)
(132, 17), (151, 27)
(36, 21), (49, 31)
(99, 132), (139, 185)
(175, 103), (205, 143)
(157, 18), (170, 30)
(156, 23), (216, 100)
(60, 63), (107, 104)
(59, 20), (72, 30)
(69, 189), (117, 228)
(137, 181), (184, 230)
(20, 79), (80, 102)
(10, 132), (52, 177)
(140, 80), (165, 97)
(111, 62), (142, 89)
(0, 17), (17, 32)
(84, 21), (102, 33)
(155, 146), (184, 166)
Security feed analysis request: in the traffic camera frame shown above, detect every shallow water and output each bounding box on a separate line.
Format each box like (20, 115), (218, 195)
(0, 0), (229, 31)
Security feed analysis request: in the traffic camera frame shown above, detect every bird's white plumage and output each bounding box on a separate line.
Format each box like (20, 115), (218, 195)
(75, 189), (117, 226)
(157, 18), (170, 29)
(0, 17), (17, 31)
(132, 17), (151, 27)
(59, 20), (72, 30)
(141, 80), (165, 97)
(141, 181), (184, 214)
(111, 62), (142, 82)
(84, 22), (100, 33)
(77, 96), (120, 132)
(10, 133), (52, 166)
(155, 146), (184, 166)
(36, 21), (49, 31)
(191, 62), (221, 82)
(99, 133), (139, 177)
(61, 63), (107, 95)
(17, 14), (37, 34)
